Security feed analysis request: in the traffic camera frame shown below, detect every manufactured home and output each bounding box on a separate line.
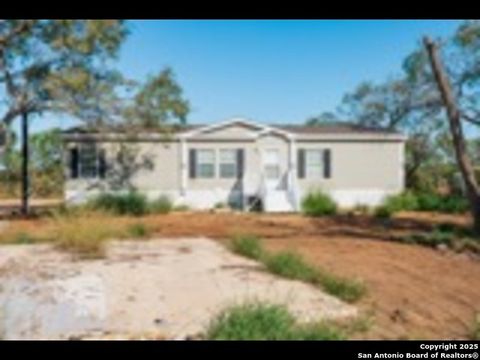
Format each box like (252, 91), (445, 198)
(62, 118), (406, 212)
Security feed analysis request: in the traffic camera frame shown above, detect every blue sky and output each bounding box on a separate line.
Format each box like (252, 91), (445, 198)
(30, 19), (462, 133)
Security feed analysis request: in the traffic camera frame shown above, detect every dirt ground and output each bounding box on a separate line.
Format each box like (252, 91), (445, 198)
(1, 210), (479, 339)
(139, 211), (480, 340)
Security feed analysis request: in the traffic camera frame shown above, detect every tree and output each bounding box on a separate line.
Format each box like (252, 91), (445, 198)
(0, 128), (63, 198)
(0, 20), (128, 214)
(337, 77), (447, 190)
(424, 36), (480, 234)
(125, 67), (190, 129)
(306, 112), (340, 126)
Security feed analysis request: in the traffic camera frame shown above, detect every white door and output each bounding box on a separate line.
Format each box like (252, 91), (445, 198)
(262, 149), (281, 190)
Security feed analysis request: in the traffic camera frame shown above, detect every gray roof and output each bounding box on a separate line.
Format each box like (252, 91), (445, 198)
(63, 122), (399, 136)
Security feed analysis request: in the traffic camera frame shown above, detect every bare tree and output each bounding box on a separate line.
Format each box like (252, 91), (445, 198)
(424, 37), (480, 234)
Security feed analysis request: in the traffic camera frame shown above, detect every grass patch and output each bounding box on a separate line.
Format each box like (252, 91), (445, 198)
(265, 251), (318, 282)
(127, 222), (151, 238)
(230, 234), (265, 260)
(12, 232), (37, 245)
(206, 302), (345, 340)
(229, 235), (366, 303)
(173, 204), (190, 212)
(149, 195), (172, 214)
(396, 223), (480, 254)
(316, 270), (366, 303)
(471, 313), (480, 340)
(0, 209), (158, 259)
(90, 192), (148, 216)
(265, 251), (366, 303)
(301, 191), (337, 217)
(51, 211), (126, 259)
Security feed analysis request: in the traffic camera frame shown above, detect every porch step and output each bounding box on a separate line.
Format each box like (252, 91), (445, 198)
(263, 190), (294, 212)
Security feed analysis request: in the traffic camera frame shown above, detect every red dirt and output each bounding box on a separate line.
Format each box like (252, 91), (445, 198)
(144, 211), (480, 339)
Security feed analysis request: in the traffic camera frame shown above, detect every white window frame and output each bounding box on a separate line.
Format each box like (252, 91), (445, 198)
(219, 149), (237, 179)
(305, 149), (324, 179)
(196, 149), (216, 179)
(78, 143), (100, 179)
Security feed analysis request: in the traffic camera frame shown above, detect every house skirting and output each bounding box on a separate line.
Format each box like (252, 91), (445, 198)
(65, 188), (397, 210)
(65, 189), (243, 209)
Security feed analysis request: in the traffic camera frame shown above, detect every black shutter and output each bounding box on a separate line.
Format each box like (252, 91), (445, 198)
(0, 127), (6, 147)
(69, 147), (79, 179)
(189, 149), (197, 179)
(324, 149), (331, 179)
(98, 149), (107, 179)
(237, 149), (244, 179)
(297, 149), (305, 179)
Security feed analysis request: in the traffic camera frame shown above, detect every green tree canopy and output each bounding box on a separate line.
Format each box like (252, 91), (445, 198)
(0, 20), (128, 130)
(125, 67), (190, 129)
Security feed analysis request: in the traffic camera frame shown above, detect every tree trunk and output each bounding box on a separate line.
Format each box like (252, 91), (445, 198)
(21, 112), (29, 216)
(424, 37), (480, 234)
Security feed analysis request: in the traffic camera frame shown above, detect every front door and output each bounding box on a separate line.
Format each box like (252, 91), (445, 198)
(262, 149), (281, 190)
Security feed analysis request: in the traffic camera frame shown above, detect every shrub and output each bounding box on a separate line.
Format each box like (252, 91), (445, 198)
(436, 222), (457, 233)
(91, 192), (148, 216)
(127, 223), (150, 238)
(374, 205), (393, 219)
(439, 196), (468, 214)
(416, 192), (443, 212)
(149, 195), (172, 214)
(416, 192), (468, 213)
(383, 192), (419, 213)
(301, 191), (337, 216)
(206, 302), (345, 340)
(230, 234), (264, 260)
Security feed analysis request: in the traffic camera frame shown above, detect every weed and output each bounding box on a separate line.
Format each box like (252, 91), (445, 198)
(91, 192), (148, 216)
(230, 234), (265, 260)
(12, 232), (36, 245)
(265, 251), (318, 282)
(206, 302), (345, 340)
(128, 223), (150, 238)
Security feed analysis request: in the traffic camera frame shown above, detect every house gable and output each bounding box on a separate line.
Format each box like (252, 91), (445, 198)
(179, 118), (294, 141)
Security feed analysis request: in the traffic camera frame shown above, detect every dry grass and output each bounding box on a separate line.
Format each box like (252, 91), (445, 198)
(50, 211), (129, 259)
(0, 209), (155, 259)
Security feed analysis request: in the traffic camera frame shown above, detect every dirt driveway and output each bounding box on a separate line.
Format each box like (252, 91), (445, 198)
(141, 211), (480, 339)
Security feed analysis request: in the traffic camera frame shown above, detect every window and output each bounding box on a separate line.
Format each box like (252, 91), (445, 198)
(70, 143), (106, 179)
(79, 143), (98, 178)
(196, 149), (215, 178)
(264, 149), (280, 179)
(219, 149), (237, 178)
(305, 149), (324, 178)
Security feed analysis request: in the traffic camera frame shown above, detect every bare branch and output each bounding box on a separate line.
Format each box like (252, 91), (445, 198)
(461, 112), (480, 127)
